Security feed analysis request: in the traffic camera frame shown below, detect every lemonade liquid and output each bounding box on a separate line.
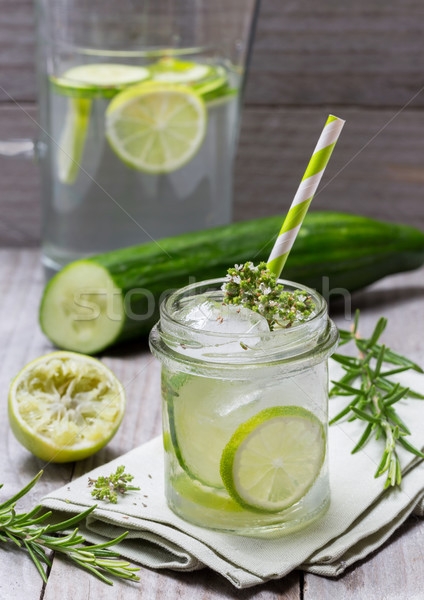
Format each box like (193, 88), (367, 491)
(150, 279), (339, 536)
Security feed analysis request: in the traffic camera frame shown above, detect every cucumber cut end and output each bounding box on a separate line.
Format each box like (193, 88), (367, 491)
(40, 261), (125, 354)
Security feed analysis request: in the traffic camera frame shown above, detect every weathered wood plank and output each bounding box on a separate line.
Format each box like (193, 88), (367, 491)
(304, 517), (424, 600)
(1, 103), (424, 249)
(234, 106), (424, 229)
(0, 104), (40, 246)
(0, 250), (72, 600)
(247, 0), (424, 107)
(44, 556), (301, 599)
(2, 0), (424, 107)
(304, 267), (424, 599)
(0, 0), (35, 102)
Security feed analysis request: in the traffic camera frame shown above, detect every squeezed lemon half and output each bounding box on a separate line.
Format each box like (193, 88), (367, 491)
(8, 352), (125, 463)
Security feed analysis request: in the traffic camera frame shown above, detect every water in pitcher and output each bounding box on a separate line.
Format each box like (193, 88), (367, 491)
(39, 50), (241, 274)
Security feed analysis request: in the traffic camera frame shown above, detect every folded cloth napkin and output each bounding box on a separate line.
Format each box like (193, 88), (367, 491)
(41, 366), (424, 589)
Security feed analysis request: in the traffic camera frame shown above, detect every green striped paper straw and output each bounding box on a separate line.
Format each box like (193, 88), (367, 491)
(267, 114), (345, 277)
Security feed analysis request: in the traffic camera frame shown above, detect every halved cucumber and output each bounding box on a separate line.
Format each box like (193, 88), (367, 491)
(40, 261), (125, 354)
(39, 213), (424, 354)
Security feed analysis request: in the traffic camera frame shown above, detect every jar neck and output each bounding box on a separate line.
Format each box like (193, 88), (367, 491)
(149, 278), (339, 370)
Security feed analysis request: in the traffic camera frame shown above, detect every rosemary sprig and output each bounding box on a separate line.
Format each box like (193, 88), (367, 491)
(330, 310), (424, 488)
(88, 465), (140, 503)
(0, 471), (140, 585)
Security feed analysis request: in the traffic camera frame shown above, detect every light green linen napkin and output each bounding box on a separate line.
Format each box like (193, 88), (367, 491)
(41, 366), (424, 589)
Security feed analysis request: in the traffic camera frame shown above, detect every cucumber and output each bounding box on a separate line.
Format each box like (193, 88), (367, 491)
(39, 212), (424, 354)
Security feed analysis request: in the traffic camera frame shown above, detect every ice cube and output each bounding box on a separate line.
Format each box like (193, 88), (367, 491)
(178, 298), (270, 336)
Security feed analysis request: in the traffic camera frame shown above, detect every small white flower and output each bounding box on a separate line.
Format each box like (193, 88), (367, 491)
(233, 275), (242, 285)
(234, 264), (243, 271)
(259, 283), (272, 295)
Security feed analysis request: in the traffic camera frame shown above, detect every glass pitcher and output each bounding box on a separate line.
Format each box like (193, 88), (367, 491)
(2, 0), (259, 276)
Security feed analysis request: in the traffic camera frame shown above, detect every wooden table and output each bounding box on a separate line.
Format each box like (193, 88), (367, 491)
(1, 249), (423, 600)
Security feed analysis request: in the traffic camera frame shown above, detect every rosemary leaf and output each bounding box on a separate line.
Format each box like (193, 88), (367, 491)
(365, 317), (387, 349)
(329, 397), (361, 424)
(351, 407), (379, 423)
(24, 541), (48, 583)
(383, 386), (410, 406)
(352, 423), (373, 453)
(331, 381), (367, 396)
(398, 436), (424, 458)
(385, 407), (411, 435)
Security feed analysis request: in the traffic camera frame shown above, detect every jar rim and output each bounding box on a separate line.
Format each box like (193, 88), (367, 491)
(161, 277), (327, 340)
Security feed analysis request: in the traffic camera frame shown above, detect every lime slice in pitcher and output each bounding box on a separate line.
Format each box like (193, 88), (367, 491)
(149, 58), (213, 83)
(105, 83), (207, 173)
(149, 58), (228, 98)
(51, 64), (151, 98)
(8, 352), (126, 463)
(220, 406), (325, 512)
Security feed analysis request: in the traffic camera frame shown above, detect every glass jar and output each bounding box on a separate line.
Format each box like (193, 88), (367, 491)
(149, 278), (338, 536)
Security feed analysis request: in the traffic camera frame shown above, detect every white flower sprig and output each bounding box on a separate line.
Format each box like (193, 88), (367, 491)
(222, 261), (315, 330)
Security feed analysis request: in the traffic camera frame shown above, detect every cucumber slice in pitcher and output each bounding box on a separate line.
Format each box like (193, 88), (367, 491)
(57, 97), (91, 185)
(50, 64), (151, 99)
(52, 64), (151, 185)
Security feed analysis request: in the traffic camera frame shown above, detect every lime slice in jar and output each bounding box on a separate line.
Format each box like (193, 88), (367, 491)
(220, 406), (325, 513)
(8, 351), (126, 463)
(105, 83), (207, 173)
